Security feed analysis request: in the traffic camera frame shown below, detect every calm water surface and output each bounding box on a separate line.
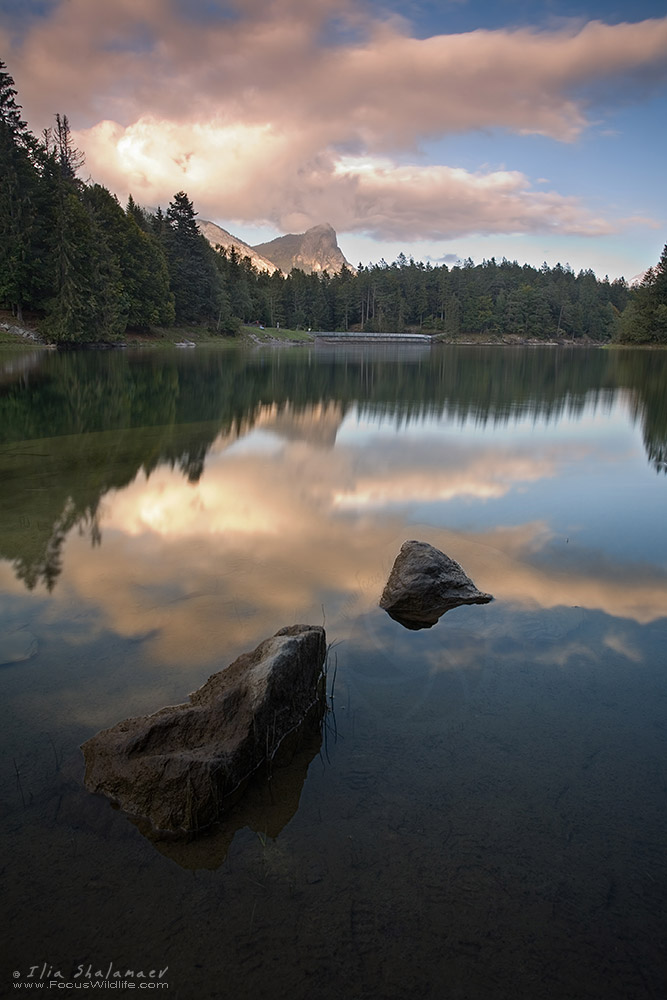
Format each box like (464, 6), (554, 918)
(1, 345), (666, 999)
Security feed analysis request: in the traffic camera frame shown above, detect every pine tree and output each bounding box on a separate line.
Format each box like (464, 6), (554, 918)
(619, 244), (667, 344)
(0, 60), (40, 322)
(85, 184), (174, 329)
(40, 135), (125, 342)
(164, 191), (222, 325)
(49, 113), (85, 184)
(126, 193), (150, 232)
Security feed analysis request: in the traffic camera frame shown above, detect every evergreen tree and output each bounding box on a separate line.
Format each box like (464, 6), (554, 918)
(263, 268), (287, 329)
(164, 191), (222, 325)
(151, 205), (168, 240)
(126, 194), (150, 232)
(0, 60), (40, 321)
(51, 113), (85, 183)
(619, 246), (667, 344)
(85, 185), (174, 329)
(334, 264), (355, 330)
(40, 128), (126, 342)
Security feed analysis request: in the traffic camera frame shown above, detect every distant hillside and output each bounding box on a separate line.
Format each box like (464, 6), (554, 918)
(253, 223), (353, 275)
(198, 220), (280, 274)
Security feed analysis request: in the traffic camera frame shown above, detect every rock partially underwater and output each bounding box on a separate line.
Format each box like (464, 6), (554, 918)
(380, 540), (493, 629)
(81, 624), (327, 834)
(0, 625), (38, 666)
(151, 720), (325, 870)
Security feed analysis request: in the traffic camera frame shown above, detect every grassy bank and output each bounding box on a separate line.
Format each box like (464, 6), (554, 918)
(0, 314), (315, 350)
(241, 325), (314, 344)
(123, 324), (315, 347)
(6, 311), (662, 350)
(0, 311), (46, 348)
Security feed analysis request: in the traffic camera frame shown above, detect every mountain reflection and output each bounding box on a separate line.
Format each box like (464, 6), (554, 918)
(0, 345), (665, 608)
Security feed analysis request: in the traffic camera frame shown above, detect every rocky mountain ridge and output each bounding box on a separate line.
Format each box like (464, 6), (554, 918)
(200, 220), (352, 275)
(197, 221), (280, 274)
(253, 223), (352, 275)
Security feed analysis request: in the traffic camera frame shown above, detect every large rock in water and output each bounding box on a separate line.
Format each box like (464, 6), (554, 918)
(379, 540), (492, 629)
(81, 625), (327, 834)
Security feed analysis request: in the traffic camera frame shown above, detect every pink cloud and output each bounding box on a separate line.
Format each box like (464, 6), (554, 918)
(3, 1), (666, 239)
(75, 121), (615, 239)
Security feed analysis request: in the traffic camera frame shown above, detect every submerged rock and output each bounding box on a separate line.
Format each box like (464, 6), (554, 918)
(150, 720), (324, 870)
(81, 624), (327, 834)
(0, 626), (38, 666)
(379, 540), (493, 630)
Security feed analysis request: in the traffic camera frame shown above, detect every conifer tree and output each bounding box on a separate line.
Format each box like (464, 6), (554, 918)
(619, 244), (667, 344)
(0, 60), (40, 321)
(84, 184), (174, 329)
(126, 194), (150, 232)
(164, 191), (222, 324)
(40, 123), (126, 342)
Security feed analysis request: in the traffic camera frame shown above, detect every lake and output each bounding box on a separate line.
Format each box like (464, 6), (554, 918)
(1, 344), (666, 999)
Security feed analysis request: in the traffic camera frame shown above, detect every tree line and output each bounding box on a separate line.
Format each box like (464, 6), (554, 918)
(617, 245), (667, 345)
(1, 60), (665, 344)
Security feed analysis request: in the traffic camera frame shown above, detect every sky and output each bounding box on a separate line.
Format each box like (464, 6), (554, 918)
(1, 0), (667, 279)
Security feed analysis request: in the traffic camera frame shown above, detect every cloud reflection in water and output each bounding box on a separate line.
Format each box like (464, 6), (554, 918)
(48, 398), (666, 680)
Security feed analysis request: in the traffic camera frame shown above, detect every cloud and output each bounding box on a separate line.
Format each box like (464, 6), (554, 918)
(328, 158), (615, 239)
(38, 428), (667, 684)
(6, 399), (666, 707)
(74, 120), (617, 238)
(427, 253), (462, 265)
(3, 1), (667, 239)
(331, 443), (564, 507)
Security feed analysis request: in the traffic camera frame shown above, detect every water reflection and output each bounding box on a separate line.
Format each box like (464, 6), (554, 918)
(0, 347), (664, 759)
(0, 349), (665, 591)
(145, 720), (326, 871)
(1, 349), (666, 664)
(2, 346), (666, 999)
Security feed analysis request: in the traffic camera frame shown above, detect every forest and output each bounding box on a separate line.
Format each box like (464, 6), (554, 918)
(1, 60), (666, 346)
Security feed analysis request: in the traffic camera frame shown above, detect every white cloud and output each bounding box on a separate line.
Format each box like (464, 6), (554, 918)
(76, 121), (615, 238)
(4, 1), (666, 240)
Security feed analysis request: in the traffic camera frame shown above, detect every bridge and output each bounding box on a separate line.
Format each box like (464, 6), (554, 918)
(312, 331), (433, 343)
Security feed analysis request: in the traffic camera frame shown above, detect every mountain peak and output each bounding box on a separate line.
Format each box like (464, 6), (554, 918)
(253, 223), (353, 275)
(305, 222), (336, 234)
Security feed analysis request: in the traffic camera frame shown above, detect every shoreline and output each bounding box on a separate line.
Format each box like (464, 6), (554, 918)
(1, 315), (663, 351)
